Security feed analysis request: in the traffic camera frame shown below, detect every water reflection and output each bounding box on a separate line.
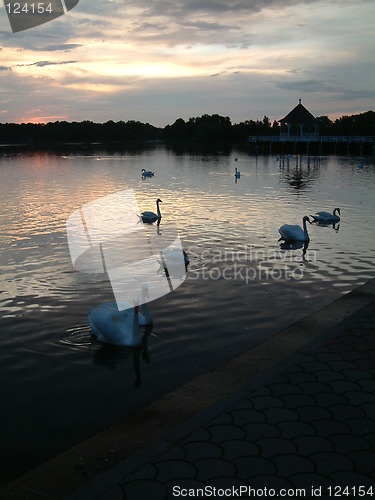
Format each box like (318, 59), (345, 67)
(278, 154), (320, 192)
(279, 239), (309, 260)
(312, 220), (340, 232)
(93, 323), (153, 387)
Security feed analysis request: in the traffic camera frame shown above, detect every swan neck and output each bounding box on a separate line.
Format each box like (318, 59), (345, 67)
(131, 310), (140, 342)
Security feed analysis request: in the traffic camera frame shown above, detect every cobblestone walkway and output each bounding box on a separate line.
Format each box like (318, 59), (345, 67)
(113, 302), (375, 499)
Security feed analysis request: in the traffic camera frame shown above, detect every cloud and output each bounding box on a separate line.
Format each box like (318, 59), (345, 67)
(36, 43), (82, 51)
(276, 76), (375, 102)
(124, 0), (310, 17)
(0, 0), (373, 124)
(16, 60), (77, 67)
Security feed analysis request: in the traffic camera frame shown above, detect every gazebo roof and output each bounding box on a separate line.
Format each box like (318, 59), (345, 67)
(278, 99), (316, 124)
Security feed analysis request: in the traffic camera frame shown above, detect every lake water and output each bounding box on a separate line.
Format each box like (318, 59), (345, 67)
(0, 147), (374, 483)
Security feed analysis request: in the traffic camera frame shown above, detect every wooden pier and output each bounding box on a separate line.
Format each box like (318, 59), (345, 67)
(248, 135), (375, 155)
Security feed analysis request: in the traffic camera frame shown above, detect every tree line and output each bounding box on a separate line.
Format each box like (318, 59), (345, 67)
(0, 110), (374, 146)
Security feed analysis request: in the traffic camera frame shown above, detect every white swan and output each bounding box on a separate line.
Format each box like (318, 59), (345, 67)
(140, 198), (162, 223)
(157, 248), (190, 277)
(88, 303), (141, 347)
(141, 168), (155, 177)
(88, 284), (153, 346)
(311, 208), (340, 223)
(89, 283), (153, 336)
(279, 216), (311, 242)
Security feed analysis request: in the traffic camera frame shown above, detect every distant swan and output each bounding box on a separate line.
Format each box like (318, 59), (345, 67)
(157, 248), (190, 277)
(141, 168), (155, 177)
(311, 208), (340, 223)
(234, 167), (240, 178)
(88, 303), (141, 347)
(279, 216), (311, 242)
(140, 198), (162, 223)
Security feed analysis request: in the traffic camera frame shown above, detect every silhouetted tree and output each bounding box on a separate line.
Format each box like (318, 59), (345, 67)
(0, 110), (373, 146)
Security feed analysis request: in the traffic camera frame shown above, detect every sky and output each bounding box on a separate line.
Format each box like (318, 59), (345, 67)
(0, 0), (374, 126)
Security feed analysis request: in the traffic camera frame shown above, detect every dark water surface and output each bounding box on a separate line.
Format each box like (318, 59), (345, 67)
(0, 148), (374, 483)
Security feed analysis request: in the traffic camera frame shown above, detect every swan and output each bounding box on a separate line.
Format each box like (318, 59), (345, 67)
(141, 168), (155, 177)
(88, 284), (153, 346)
(88, 303), (141, 347)
(183, 250), (190, 269)
(89, 282), (153, 336)
(279, 216), (311, 242)
(311, 208), (340, 223)
(140, 198), (162, 223)
(234, 167), (240, 178)
(157, 248), (190, 277)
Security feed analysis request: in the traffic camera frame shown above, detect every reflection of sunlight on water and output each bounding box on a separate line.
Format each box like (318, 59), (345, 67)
(0, 150), (374, 320)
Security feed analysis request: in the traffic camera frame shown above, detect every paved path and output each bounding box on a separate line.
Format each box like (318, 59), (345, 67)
(70, 281), (375, 500)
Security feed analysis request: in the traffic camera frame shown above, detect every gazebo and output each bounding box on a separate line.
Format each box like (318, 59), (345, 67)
(278, 99), (319, 141)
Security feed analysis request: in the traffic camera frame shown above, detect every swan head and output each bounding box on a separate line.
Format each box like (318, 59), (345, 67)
(334, 208), (341, 216)
(303, 216), (311, 224)
(156, 198), (163, 204)
(141, 169), (146, 172)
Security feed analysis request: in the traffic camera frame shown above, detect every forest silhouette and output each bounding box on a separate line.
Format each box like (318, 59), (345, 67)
(0, 111), (374, 146)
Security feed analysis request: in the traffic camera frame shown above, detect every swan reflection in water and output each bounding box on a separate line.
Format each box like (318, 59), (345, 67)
(312, 220), (340, 232)
(279, 239), (310, 260)
(92, 323), (153, 388)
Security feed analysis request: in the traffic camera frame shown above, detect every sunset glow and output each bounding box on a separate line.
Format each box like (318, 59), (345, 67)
(0, 0), (374, 125)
